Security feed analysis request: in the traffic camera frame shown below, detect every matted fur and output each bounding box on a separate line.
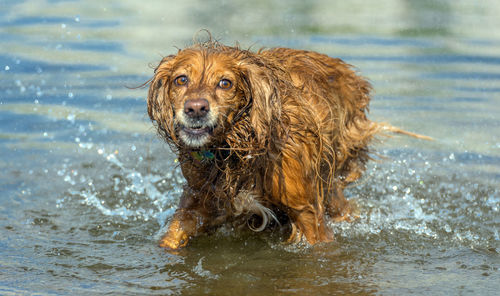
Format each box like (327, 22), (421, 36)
(147, 41), (384, 249)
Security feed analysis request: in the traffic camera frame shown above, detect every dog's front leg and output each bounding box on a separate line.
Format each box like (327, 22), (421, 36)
(159, 190), (210, 250)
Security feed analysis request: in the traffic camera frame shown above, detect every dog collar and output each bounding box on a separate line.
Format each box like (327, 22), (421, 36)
(190, 150), (215, 161)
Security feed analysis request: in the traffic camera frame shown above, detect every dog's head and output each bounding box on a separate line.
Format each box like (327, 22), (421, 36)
(147, 42), (281, 149)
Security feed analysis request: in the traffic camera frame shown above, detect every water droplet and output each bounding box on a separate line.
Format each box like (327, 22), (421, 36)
(130, 145), (136, 151)
(74, 16), (80, 22)
(68, 92), (74, 98)
(4, 65), (9, 71)
(79, 142), (94, 149)
(444, 224), (452, 233)
(61, 23), (66, 29)
(105, 94), (112, 100)
(67, 113), (75, 123)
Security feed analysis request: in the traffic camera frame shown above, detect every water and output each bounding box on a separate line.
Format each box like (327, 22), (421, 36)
(1, 0), (499, 294)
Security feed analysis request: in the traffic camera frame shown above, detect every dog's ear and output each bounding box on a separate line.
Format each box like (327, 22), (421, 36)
(147, 54), (177, 143)
(238, 60), (282, 147)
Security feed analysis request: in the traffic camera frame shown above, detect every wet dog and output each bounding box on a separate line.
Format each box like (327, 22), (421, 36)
(147, 41), (429, 250)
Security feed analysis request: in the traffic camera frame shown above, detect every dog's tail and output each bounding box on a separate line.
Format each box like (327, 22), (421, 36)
(376, 122), (434, 141)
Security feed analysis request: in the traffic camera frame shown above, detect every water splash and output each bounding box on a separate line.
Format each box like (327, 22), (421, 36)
(56, 146), (499, 251)
(57, 148), (184, 227)
(332, 152), (499, 250)
(192, 257), (219, 279)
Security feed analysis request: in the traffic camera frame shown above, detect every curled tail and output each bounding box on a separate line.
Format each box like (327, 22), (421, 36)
(376, 122), (434, 141)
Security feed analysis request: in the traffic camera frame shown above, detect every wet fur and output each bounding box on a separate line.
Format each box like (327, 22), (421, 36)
(148, 41), (383, 249)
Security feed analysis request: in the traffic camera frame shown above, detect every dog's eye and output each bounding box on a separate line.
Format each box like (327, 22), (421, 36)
(174, 75), (188, 86)
(218, 79), (232, 90)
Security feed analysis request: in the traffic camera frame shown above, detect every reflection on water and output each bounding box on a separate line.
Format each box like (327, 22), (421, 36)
(1, 0), (499, 295)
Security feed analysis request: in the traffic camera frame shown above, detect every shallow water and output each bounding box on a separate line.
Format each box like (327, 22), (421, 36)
(1, 0), (499, 295)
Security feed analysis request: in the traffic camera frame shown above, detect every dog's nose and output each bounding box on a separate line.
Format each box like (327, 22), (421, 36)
(184, 98), (210, 118)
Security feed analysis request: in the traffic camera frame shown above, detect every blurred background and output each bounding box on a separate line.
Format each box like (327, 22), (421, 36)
(1, 0), (499, 295)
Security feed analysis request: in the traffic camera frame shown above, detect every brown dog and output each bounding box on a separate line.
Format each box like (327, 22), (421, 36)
(147, 41), (427, 250)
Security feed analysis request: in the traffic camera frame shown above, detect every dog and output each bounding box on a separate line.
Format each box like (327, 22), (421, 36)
(147, 41), (429, 250)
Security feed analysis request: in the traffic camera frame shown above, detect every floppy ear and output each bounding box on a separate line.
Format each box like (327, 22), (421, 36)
(239, 60), (282, 147)
(147, 55), (178, 144)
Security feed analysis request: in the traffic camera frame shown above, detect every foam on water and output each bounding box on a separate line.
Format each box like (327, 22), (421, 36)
(333, 152), (500, 250)
(57, 147), (184, 229)
(56, 144), (499, 251)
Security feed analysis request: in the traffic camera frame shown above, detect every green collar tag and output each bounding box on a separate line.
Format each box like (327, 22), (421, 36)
(191, 150), (215, 161)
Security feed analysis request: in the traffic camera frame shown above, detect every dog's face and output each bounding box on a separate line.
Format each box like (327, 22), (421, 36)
(148, 44), (281, 150)
(148, 48), (250, 148)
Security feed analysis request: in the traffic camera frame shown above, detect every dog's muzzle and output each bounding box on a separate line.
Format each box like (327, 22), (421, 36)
(178, 98), (216, 147)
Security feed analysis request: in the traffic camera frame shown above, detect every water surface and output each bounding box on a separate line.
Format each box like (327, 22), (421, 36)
(1, 0), (499, 295)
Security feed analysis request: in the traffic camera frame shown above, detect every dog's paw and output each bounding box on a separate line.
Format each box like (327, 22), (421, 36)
(159, 219), (190, 250)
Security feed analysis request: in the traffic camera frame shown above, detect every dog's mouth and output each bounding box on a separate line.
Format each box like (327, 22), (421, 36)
(178, 123), (216, 147)
(182, 125), (213, 136)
